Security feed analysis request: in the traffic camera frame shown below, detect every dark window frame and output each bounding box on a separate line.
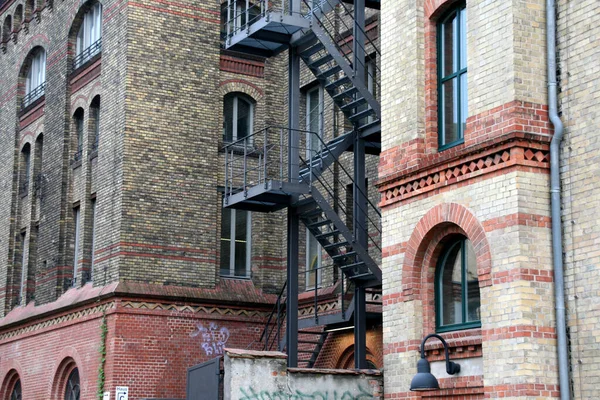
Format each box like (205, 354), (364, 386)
(435, 236), (481, 332)
(437, 3), (467, 151)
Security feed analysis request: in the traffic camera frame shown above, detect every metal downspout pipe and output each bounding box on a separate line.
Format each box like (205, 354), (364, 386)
(547, 1), (569, 399)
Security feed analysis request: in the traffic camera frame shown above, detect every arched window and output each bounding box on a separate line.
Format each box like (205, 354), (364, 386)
(223, 93), (254, 143)
(64, 368), (80, 400)
(2, 15), (11, 43)
(23, 47), (46, 108)
(19, 143), (31, 197)
(435, 236), (480, 332)
(89, 96), (100, 153)
(437, 3), (467, 150)
(73, 108), (84, 162)
(74, 2), (102, 69)
(10, 378), (21, 400)
(14, 5), (24, 32)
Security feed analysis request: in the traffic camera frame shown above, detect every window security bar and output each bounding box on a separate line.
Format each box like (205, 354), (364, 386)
(72, 38), (102, 71)
(21, 82), (45, 109)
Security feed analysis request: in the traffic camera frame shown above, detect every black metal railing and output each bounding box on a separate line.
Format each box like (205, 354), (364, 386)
(21, 82), (45, 109)
(72, 38), (102, 71)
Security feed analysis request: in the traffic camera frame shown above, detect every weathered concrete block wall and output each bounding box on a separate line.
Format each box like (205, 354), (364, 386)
(224, 349), (383, 400)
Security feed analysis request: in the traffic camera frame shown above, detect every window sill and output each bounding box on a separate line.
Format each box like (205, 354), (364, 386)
(219, 274), (252, 280)
(70, 158), (82, 169)
(19, 95), (45, 117)
(438, 138), (464, 152)
(89, 149), (98, 161)
(70, 51), (102, 78)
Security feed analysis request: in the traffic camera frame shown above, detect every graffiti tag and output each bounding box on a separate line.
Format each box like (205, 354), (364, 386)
(190, 322), (230, 356)
(238, 384), (373, 400)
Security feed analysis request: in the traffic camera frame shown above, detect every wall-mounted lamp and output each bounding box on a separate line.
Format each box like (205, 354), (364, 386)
(410, 333), (461, 391)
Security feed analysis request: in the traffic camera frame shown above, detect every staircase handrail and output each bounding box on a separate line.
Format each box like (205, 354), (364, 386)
(301, 0), (380, 94)
(260, 279), (288, 351)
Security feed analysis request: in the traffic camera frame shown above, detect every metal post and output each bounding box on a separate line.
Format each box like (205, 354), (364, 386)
(290, 0), (300, 15)
(224, 148), (229, 204)
(263, 128), (268, 186)
(245, 0), (250, 32)
(285, 44), (301, 369)
(243, 137), (248, 197)
(354, 285), (366, 369)
(353, 0), (365, 81)
(226, 0), (231, 44)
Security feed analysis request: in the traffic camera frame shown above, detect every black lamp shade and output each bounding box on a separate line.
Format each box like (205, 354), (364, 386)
(410, 358), (440, 391)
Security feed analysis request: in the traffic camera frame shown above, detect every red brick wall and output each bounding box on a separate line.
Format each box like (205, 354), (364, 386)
(0, 297), (267, 400)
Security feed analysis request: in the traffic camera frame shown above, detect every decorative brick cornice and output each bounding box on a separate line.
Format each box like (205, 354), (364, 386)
(220, 52), (265, 78)
(120, 300), (269, 319)
(379, 135), (550, 207)
(0, 302), (114, 342)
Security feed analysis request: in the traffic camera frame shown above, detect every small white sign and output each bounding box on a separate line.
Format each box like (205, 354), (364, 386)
(115, 386), (129, 400)
(103, 393), (110, 400)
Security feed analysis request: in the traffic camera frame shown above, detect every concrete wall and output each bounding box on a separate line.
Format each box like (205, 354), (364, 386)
(223, 349), (383, 400)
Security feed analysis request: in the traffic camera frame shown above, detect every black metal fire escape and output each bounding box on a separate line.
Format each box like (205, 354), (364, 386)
(223, 0), (381, 369)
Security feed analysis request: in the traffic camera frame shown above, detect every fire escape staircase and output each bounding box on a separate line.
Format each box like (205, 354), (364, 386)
(224, 0), (382, 367)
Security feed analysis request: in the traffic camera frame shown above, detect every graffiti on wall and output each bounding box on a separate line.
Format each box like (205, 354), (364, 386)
(238, 384), (373, 400)
(190, 322), (230, 356)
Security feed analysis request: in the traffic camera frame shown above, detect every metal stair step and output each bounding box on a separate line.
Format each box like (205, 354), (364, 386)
(307, 219), (333, 229)
(332, 251), (356, 259)
(295, 32), (319, 50)
(298, 349), (320, 354)
(349, 107), (375, 122)
(325, 76), (351, 91)
(301, 208), (323, 218)
(340, 97), (367, 112)
(323, 241), (349, 251)
(340, 261), (366, 271)
(357, 117), (381, 132)
(309, 54), (333, 69)
(300, 42), (325, 58)
(298, 339), (322, 344)
(333, 86), (359, 102)
(315, 230), (340, 239)
(319, 65), (342, 79)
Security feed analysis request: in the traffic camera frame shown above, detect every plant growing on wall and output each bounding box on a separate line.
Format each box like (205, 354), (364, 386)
(97, 313), (108, 399)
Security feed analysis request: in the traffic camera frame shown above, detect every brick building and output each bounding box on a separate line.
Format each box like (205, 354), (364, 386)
(0, 0), (598, 398)
(0, 0), (386, 398)
(378, 0), (600, 399)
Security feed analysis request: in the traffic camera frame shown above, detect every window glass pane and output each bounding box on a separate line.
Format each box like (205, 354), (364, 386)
(441, 78), (458, 145)
(441, 242), (462, 326)
(236, 98), (251, 139)
(76, 117), (84, 154)
(460, 72), (468, 136)
(307, 233), (319, 289)
(73, 207), (81, 278)
(220, 208), (231, 275)
(465, 240), (480, 322)
(460, 8), (467, 70)
(223, 96), (234, 141)
(234, 210), (247, 276)
(442, 12), (457, 77)
(11, 379), (21, 400)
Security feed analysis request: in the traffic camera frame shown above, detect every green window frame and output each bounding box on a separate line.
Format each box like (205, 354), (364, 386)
(435, 236), (481, 332)
(437, 4), (467, 150)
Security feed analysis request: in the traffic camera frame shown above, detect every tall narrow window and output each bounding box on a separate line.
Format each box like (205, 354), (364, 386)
(435, 236), (480, 332)
(357, 58), (377, 125)
(73, 207), (81, 284)
(220, 207), (251, 278)
(10, 379), (21, 400)
(89, 198), (96, 280)
(19, 231), (27, 304)
(74, 2), (102, 69)
(223, 93), (254, 143)
(90, 96), (100, 153)
(306, 232), (321, 290)
(19, 144), (31, 197)
(438, 4), (467, 149)
(306, 86), (323, 158)
(73, 109), (84, 162)
(64, 368), (80, 400)
(23, 48), (46, 107)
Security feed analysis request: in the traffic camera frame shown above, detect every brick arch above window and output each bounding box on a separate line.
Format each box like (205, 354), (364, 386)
(0, 363), (24, 400)
(402, 203), (492, 301)
(424, 0), (463, 19)
(50, 351), (84, 400)
(218, 79), (264, 101)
